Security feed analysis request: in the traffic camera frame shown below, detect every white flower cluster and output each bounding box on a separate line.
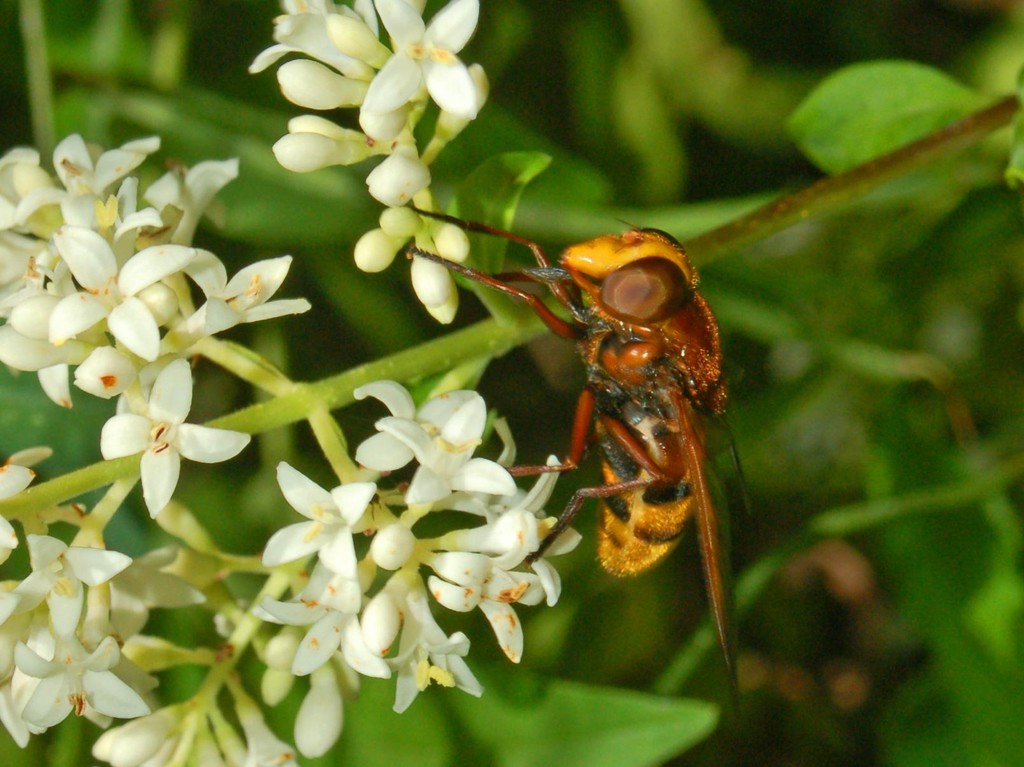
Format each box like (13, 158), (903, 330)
(251, 0), (486, 323)
(0, 134), (312, 516)
(0, 458), (204, 747)
(253, 381), (579, 756)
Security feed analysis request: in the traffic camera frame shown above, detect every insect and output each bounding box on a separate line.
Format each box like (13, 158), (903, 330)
(410, 213), (736, 681)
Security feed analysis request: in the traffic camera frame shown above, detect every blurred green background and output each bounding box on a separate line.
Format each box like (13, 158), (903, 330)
(2, 1), (1024, 765)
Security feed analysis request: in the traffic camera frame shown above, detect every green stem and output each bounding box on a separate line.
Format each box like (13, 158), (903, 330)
(18, 0), (55, 157)
(685, 95), (1019, 264)
(0, 315), (544, 518)
(652, 450), (1024, 695)
(208, 313), (543, 433)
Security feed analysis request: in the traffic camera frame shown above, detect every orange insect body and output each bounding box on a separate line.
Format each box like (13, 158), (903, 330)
(411, 218), (735, 680)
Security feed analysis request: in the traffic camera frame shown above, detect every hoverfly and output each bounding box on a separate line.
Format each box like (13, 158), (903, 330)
(410, 214), (736, 681)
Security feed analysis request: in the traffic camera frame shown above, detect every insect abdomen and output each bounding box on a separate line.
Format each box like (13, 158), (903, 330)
(596, 459), (693, 577)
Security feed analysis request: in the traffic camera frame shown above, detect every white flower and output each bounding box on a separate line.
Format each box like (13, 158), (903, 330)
(354, 380), (516, 505)
(73, 346), (139, 399)
(92, 706), (182, 767)
(365, 150), (431, 207)
(14, 535), (132, 636)
(258, 563), (388, 678)
(0, 463), (33, 565)
(52, 135), (161, 228)
(262, 463), (375, 578)
(277, 59), (369, 110)
(143, 158), (240, 245)
(390, 584), (481, 713)
(15, 634), (149, 729)
(99, 358), (251, 516)
(360, 587), (402, 655)
(49, 226), (197, 361)
(108, 548), (205, 639)
(427, 550), (545, 663)
(294, 666), (343, 758)
(182, 255), (311, 338)
(272, 116), (374, 173)
(248, 0), (378, 81)
(237, 695), (299, 767)
(361, 0), (481, 137)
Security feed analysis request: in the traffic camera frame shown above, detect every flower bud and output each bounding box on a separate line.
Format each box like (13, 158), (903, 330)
(74, 347), (138, 399)
(277, 60), (368, 110)
(410, 254), (453, 308)
(327, 14), (390, 67)
(366, 152), (431, 207)
(273, 132), (369, 173)
(369, 524), (415, 570)
(295, 666), (343, 757)
(361, 589), (402, 656)
(433, 222), (470, 263)
(426, 291), (458, 324)
(379, 206), (424, 239)
(92, 707), (179, 767)
(354, 228), (405, 272)
(359, 106), (410, 142)
(137, 281), (179, 326)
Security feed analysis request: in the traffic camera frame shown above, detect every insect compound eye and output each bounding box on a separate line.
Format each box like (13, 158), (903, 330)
(599, 257), (689, 323)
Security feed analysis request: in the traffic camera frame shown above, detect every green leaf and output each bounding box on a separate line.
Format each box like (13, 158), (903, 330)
(870, 419), (1024, 767)
(450, 151), (552, 273)
(789, 61), (985, 173)
(0, 368), (109, 475)
(450, 674), (718, 767)
(338, 678), (453, 767)
(1003, 66), (1024, 189)
(447, 151), (551, 321)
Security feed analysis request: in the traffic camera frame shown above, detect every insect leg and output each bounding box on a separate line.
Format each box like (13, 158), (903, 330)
(525, 476), (653, 564)
(412, 208), (582, 310)
(598, 414), (671, 480)
(509, 388), (595, 477)
(412, 208), (555, 267)
(409, 245), (582, 340)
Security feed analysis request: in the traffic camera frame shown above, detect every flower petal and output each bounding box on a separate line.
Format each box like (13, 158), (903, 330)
(175, 424), (250, 463)
(275, 462), (335, 519)
(53, 227), (117, 289)
(293, 612), (346, 676)
(354, 432), (414, 471)
(83, 669), (150, 719)
(317, 531), (358, 579)
(20, 673), (73, 729)
(329, 482), (376, 526)
(148, 358), (193, 423)
(0, 464), (34, 499)
(425, 0), (478, 52)
(362, 53), (422, 116)
(451, 458), (516, 497)
(65, 547), (132, 586)
(140, 446), (180, 517)
(100, 414), (153, 459)
(354, 380), (416, 418)
(118, 245), (196, 296)
(405, 465), (450, 505)
(49, 292), (109, 344)
(262, 522), (323, 567)
(423, 59), (478, 118)
(108, 297), (161, 361)
(479, 599), (523, 663)
(375, 0), (426, 46)
(427, 575), (479, 612)
(439, 395), (486, 445)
